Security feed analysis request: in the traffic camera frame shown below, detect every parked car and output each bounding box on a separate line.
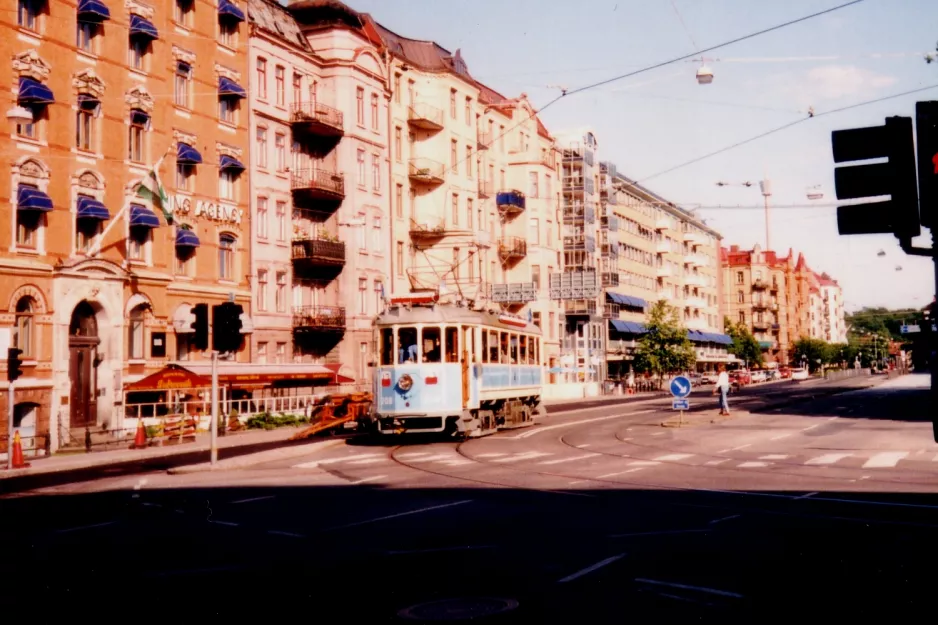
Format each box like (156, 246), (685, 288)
(750, 370), (768, 383)
(731, 370), (751, 385)
(778, 367), (792, 379)
(702, 372), (720, 385)
(791, 367), (809, 381)
(688, 372), (703, 386)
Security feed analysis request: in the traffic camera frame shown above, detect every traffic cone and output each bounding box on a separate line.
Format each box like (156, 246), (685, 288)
(131, 419), (147, 450)
(11, 430), (30, 469)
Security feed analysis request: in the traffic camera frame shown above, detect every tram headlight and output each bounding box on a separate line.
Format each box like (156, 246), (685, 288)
(397, 374), (414, 392)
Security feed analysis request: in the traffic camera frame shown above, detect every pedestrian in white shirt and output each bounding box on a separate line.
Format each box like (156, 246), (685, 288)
(713, 364), (730, 416)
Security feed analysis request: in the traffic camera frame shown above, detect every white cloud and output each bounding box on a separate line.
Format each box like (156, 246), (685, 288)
(760, 64), (897, 110)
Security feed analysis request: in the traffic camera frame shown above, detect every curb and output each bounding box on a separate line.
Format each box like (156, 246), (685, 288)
(166, 439), (347, 474)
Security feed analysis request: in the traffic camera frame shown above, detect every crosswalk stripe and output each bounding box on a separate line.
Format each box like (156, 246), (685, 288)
(293, 453), (381, 469)
(759, 454), (789, 460)
(862, 451), (909, 468)
(805, 453), (851, 465)
(539, 453), (599, 465)
(346, 458), (386, 465)
(737, 461), (769, 468)
(628, 460), (661, 467)
(396, 452), (433, 460)
(653, 453), (694, 462)
(493, 451), (552, 463)
(475, 453), (508, 458)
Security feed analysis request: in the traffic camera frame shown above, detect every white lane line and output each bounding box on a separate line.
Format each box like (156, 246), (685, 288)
(628, 460), (661, 467)
(828, 416), (840, 421)
(493, 451), (552, 463)
(142, 502), (163, 508)
(55, 521), (117, 534)
(293, 453), (382, 468)
(326, 500), (474, 531)
(770, 433), (792, 441)
(346, 458), (387, 466)
(795, 492), (818, 500)
(759, 454), (788, 460)
(716, 444), (750, 453)
(635, 578), (744, 599)
(557, 553), (627, 583)
(437, 458), (475, 466)
(395, 452), (433, 459)
(209, 520), (239, 527)
(709, 514), (740, 525)
(598, 468), (644, 478)
(539, 453), (600, 466)
(511, 410), (654, 439)
(802, 424), (820, 431)
(737, 462), (769, 468)
(350, 475), (387, 484)
(609, 529), (707, 538)
(475, 452), (508, 458)
(704, 459), (729, 466)
(651, 432), (665, 436)
(862, 451), (909, 469)
(578, 444), (592, 448)
(805, 453), (851, 465)
(621, 437), (633, 441)
(653, 453), (694, 462)
(268, 530), (305, 538)
(230, 495), (276, 505)
(567, 480), (588, 485)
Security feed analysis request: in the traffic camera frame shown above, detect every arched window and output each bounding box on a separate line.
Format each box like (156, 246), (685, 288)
(218, 233), (236, 280)
(128, 304), (147, 359)
(13, 296), (35, 359)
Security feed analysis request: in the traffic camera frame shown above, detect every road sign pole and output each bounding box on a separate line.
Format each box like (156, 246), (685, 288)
(7, 380), (13, 470)
(210, 350), (218, 465)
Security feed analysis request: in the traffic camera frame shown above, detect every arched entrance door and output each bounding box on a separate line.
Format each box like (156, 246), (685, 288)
(69, 301), (100, 429)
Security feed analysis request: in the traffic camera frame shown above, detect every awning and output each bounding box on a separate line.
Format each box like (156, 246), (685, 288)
(130, 109), (150, 126)
(606, 292), (647, 309)
(124, 365), (211, 391)
(219, 154), (245, 172)
(178, 363), (355, 387)
(609, 319), (646, 335)
(17, 185), (53, 212)
(176, 228), (200, 248)
(129, 204), (160, 228)
(218, 0), (245, 22)
(218, 77), (246, 99)
(17, 77), (54, 105)
(77, 196), (110, 220)
(77, 0), (110, 20)
(176, 142), (202, 164)
(77, 94), (100, 109)
(130, 14), (159, 40)
(759, 341), (774, 349)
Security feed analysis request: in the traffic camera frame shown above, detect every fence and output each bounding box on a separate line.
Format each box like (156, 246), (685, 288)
(823, 368), (872, 383)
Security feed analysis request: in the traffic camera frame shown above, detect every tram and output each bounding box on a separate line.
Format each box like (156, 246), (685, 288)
(371, 295), (545, 437)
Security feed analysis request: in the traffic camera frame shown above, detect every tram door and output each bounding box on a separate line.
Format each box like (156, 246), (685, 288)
(461, 326), (472, 408)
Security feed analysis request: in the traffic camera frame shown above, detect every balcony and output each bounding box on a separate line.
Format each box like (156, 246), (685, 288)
(540, 154), (555, 169)
(685, 296), (708, 309)
(655, 241), (671, 254)
(291, 237), (346, 272)
(603, 303), (619, 319)
(752, 300), (769, 310)
(683, 230), (707, 245)
(600, 243), (618, 258)
(563, 299), (597, 316)
(478, 180), (493, 198)
(563, 232), (595, 253)
(601, 272), (619, 287)
(409, 218), (448, 246)
(408, 158), (445, 186)
(489, 282), (536, 304)
(549, 271), (600, 300)
(655, 217), (671, 230)
(497, 236), (527, 263)
(293, 305), (346, 333)
(477, 130), (491, 150)
(685, 254), (708, 267)
(608, 339), (638, 355)
(600, 215), (619, 231)
(290, 101), (344, 140)
(291, 169), (345, 205)
(684, 273), (707, 287)
(752, 279), (769, 290)
(753, 320), (770, 331)
(656, 265), (672, 277)
(656, 291), (675, 302)
(563, 202), (595, 224)
(407, 102), (444, 131)
(496, 189), (526, 214)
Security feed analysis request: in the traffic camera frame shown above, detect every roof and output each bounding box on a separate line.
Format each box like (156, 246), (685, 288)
(377, 304), (541, 335)
(614, 172), (721, 239)
(249, 0), (315, 53)
(720, 245), (793, 268)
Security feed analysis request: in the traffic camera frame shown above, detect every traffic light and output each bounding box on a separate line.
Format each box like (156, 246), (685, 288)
(915, 101), (938, 230)
(212, 302), (244, 354)
(191, 303), (209, 351)
(832, 115), (920, 239)
(7, 348), (23, 383)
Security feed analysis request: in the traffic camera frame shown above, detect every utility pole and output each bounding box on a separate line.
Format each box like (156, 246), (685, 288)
(210, 350), (219, 465)
(760, 179), (772, 251)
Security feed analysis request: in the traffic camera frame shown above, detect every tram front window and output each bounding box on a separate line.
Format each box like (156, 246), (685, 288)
(380, 328), (394, 366)
(422, 327), (441, 363)
(444, 326), (459, 363)
(399, 327), (418, 363)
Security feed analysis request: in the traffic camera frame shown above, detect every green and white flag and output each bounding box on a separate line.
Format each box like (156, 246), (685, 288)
(135, 154), (172, 224)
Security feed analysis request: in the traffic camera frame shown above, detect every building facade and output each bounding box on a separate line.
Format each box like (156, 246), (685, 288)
(2, 0), (251, 452)
(817, 273), (847, 344)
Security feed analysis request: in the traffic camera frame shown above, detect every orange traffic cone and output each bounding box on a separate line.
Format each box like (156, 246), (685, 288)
(11, 430), (30, 469)
(131, 419), (147, 450)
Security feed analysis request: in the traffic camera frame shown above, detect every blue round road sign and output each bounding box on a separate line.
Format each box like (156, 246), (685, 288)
(670, 376), (692, 398)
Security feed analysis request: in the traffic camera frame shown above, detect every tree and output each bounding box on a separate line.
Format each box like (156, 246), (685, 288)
(792, 337), (830, 373)
(724, 316), (764, 368)
(633, 301), (696, 380)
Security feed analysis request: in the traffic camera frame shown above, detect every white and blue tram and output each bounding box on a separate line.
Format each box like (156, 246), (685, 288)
(372, 298), (545, 436)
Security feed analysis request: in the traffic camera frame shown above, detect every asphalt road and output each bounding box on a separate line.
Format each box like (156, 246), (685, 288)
(2, 373), (934, 623)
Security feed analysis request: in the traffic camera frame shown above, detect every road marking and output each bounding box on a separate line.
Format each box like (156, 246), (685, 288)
(437, 458), (474, 466)
(651, 432), (665, 436)
(230, 495), (275, 505)
(396, 452), (433, 459)
(653, 453), (694, 462)
(862, 451), (909, 468)
(828, 416), (840, 421)
(142, 502), (163, 508)
(933, 454), (938, 462)
(55, 521), (117, 534)
(704, 459), (729, 466)
(557, 553), (627, 583)
(268, 530), (305, 538)
(568, 480), (588, 485)
(475, 452), (507, 458)
(598, 468), (644, 478)
(621, 437), (633, 441)
(326, 500), (474, 531)
(493, 451), (552, 463)
(759, 454), (788, 460)
(802, 424), (820, 431)
(770, 434), (792, 441)
(628, 460), (661, 466)
(805, 453), (851, 465)
(709, 514), (740, 525)
(350, 475), (387, 484)
(510, 410), (654, 439)
(347, 458), (386, 466)
(635, 578), (744, 599)
(539, 453), (599, 465)
(795, 492), (818, 500)
(716, 444), (750, 453)
(737, 462), (769, 468)
(293, 453), (382, 468)
(578, 444), (592, 448)
(609, 529), (707, 538)
(209, 520), (239, 527)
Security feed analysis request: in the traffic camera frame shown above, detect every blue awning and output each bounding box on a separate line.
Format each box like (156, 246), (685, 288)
(176, 143), (203, 164)
(175, 228), (200, 248)
(219, 154), (245, 172)
(129, 204), (160, 228)
(130, 109), (150, 126)
(609, 320), (646, 335)
(218, 77), (246, 99)
(712, 333), (733, 345)
(17, 186), (53, 212)
(606, 292), (647, 309)
(77, 0), (110, 20)
(77, 196), (110, 220)
(130, 14), (159, 40)
(17, 77), (54, 105)
(218, 0), (245, 22)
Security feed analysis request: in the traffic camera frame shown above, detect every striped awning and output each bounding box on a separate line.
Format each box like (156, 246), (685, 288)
(77, 0), (110, 20)
(129, 14), (159, 40)
(175, 228), (200, 248)
(77, 196), (110, 220)
(17, 77), (54, 105)
(219, 154), (245, 172)
(218, 77), (246, 99)
(129, 204), (160, 228)
(176, 142), (203, 164)
(609, 320), (647, 335)
(17, 186), (53, 212)
(218, 0), (245, 22)
(606, 292), (647, 309)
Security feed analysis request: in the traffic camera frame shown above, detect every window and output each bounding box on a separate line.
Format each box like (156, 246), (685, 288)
(274, 65), (285, 105)
(18, 0), (39, 30)
(174, 0), (193, 26)
(374, 281), (383, 313)
(128, 305), (147, 360)
(395, 184), (403, 218)
(174, 62), (191, 107)
(255, 127), (267, 168)
(529, 171), (539, 198)
(356, 149), (366, 185)
(276, 201), (286, 241)
(276, 342), (286, 364)
(738, 311), (745, 324)
(408, 188), (416, 218)
(176, 162), (194, 191)
(451, 193), (459, 225)
(219, 97), (238, 124)
(396, 242), (404, 275)
(499, 125), (505, 151)
(372, 215), (382, 252)
(219, 169), (238, 201)
(359, 277), (367, 314)
(175, 240), (194, 275)
(467, 198), (473, 230)
(275, 133), (286, 171)
(468, 251), (475, 281)
(548, 312), (555, 339)
(450, 89), (457, 119)
(13, 297), (35, 359)
(219, 234), (236, 280)
(256, 197), (268, 239)
(371, 154), (380, 191)
(256, 341), (267, 364)
(451, 140), (458, 172)
(256, 58), (267, 99)
(466, 146), (473, 178)
(407, 79), (414, 106)
(292, 73), (302, 106)
(529, 217), (540, 245)
(500, 169), (506, 190)
(128, 225), (150, 261)
(128, 110), (147, 162)
(394, 126), (402, 161)
(77, 16), (100, 52)
(276, 272), (286, 312)
(370, 93), (379, 130)
(532, 265), (541, 290)
(393, 73), (401, 103)
(452, 248), (460, 280)
(357, 214), (367, 250)
(532, 312), (541, 330)
(219, 16), (238, 47)
(129, 35), (149, 71)
(546, 175), (552, 199)
(422, 327), (441, 363)
(445, 327), (459, 363)
(16, 104), (39, 140)
(356, 87), (364, 125)
(736, 271), (744, 284)
(737, 290), (744, 304)
(465, 96), (472, 125)
(76, 100), (96, 151)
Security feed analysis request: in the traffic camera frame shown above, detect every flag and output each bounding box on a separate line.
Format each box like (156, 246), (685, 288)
(135, 154), (171, 224)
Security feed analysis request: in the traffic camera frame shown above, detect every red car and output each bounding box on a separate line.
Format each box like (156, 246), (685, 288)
(778, 366), (792, 379)
(730, 370), (751, 385)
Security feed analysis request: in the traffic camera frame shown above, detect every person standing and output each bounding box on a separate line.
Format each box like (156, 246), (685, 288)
(713, 364), (730, 416)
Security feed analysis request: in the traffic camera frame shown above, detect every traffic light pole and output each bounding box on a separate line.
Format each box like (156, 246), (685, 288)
(7, 379), (13, 471)
(210, 350), (219, 465)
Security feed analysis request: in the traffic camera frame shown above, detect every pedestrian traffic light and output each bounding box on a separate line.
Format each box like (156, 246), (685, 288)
(212, 302), (244, 354)
(915, 101), (938, 230)
(190, 303), (209, 351)
(832, 115), (920, 239)
(7, 348), (23, 383)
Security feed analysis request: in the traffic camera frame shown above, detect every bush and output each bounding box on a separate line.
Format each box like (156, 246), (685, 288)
(245, 412), (311, 430)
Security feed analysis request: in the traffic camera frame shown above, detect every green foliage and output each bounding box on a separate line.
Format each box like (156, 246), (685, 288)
(723, 316), (764, 367)
(245, 412), (310, 430)
(633, 300), (696, 377)
(846, 307), (924, 342)
(792, 337), (832, 372)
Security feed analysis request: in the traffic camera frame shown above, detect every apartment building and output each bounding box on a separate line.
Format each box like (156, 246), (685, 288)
(2, 0), (251, 452)
(817, 273), (847, 344)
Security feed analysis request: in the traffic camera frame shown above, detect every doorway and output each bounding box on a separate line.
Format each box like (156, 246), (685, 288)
(69, 301), (100, 429)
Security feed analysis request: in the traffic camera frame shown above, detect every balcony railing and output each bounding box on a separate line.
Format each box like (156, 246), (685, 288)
(293, 305), (346, 332)
(291, 237), (346, 269)
(752, 279), (769, 290)
(603, 303), (619, 319)
(290, 101), (344, 138)
(496, 189), (526, 214)
(291, 168), (345, 201)
(753, 320), (770, 331)
(655, 241), (671, 254)
(563, 299), (597, 316)
(563, 203), (594, 223)
(409, 218), (448, 244)
(656, 266), (672, 277)
(478, 180), (493, 198)
(752, 300), (769, 310)
(408, 158), (445, 185)
(655, 218), (671, 230)
(489, 282), (536, 304)
(601, 272), (619, 287)
(407, 102), (444, 131)
(497, 236), (527, 262)
(562, 233), (595, 252)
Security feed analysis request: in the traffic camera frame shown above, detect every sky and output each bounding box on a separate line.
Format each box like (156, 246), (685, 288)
(304, 0), (937, 312)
